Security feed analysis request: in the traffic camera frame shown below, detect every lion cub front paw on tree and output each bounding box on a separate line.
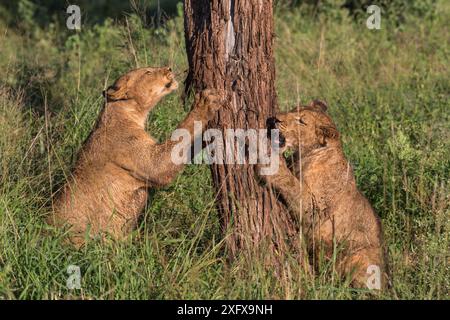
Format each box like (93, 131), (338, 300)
(260, 100), (387, 290)
(49, 67), (223, 246)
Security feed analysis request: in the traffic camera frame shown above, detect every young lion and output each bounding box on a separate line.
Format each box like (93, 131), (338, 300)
(49, 67), (222, 246)
(261, 100), (386, 289)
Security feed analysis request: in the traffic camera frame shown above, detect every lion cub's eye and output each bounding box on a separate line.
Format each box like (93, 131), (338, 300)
(296, 118), (307, 126)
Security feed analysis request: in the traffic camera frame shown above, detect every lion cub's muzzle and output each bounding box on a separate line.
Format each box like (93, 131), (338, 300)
(266, 117), (286, 148)
(166, 79), (179, 90)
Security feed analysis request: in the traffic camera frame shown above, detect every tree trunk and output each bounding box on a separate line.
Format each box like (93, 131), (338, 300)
(183, 0), (298, 263)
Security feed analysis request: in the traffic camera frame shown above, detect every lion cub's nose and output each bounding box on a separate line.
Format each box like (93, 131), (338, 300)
(165, 68), (174, 80)
(266, 117), (280, 130)
(164, 67), (173, 74)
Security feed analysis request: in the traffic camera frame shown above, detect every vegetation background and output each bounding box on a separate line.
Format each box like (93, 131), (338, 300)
(0, 0), (448, 299)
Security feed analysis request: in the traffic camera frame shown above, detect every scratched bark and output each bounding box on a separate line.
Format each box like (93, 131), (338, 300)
(183, 0), (298, 262)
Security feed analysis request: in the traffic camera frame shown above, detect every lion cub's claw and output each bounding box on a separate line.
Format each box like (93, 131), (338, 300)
(195, 89), (225, 116)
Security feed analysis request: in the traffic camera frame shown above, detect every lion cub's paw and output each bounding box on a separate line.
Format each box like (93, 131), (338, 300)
(195, 89), (225, 116)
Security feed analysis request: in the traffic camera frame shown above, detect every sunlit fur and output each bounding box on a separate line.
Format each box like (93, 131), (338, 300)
(262, 101), (387, 289)
(49, 67), (222, 246)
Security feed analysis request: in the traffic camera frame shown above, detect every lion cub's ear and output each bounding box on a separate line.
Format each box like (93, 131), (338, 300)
(316, 125), (339, 146)
(310, 100), (328, 112)
(105, 75), (129, 101)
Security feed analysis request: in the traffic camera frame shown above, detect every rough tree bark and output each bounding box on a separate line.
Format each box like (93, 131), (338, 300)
(183, 0), (298, 262)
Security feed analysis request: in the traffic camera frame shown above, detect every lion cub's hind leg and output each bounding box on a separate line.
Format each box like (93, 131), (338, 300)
(338, 244), (386, 290)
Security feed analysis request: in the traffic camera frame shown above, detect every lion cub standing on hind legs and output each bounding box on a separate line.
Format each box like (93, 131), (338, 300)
(260, 100), (387, 290)
(49, 67), (223, 246)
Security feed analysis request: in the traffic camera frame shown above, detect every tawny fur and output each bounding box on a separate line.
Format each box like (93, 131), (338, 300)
(49, 67), (222, 246)
(261, 100), (387, 289)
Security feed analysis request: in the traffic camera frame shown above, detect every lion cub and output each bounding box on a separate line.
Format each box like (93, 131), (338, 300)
(50, 67), (222, 246)
(261, 100), (386, 289)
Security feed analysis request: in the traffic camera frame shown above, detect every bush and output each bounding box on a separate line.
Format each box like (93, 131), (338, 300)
(279, 0), (438, 24)
(0, 0), (181, 29)
(343, 0), (438, 22)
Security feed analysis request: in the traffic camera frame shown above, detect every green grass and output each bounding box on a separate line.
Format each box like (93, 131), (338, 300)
(0, 2), (449, 299)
